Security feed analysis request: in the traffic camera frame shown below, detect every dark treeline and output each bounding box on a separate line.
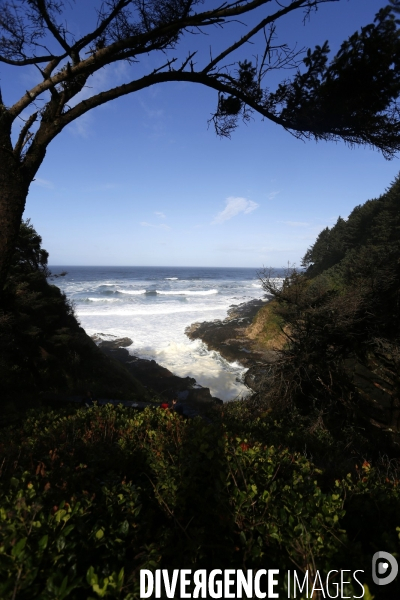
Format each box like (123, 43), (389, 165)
(303, 174), (400, 345)
(258, 174), (400, 454)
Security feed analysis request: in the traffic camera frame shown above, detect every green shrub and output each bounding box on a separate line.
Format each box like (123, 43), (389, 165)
(1, 404), (399, 598)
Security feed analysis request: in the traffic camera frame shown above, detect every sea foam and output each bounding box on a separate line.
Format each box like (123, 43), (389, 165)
(116, 289), (147, 295)
(52, 266), (283, 400)
(156, 289), (218, 296)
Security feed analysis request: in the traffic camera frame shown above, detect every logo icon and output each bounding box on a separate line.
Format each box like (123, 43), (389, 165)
(372, 551), (398, 586)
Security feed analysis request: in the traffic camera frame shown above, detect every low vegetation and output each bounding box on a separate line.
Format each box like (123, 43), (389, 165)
(1, 175), (400, 598)
(1, 403), (399, 599)
(245, 301), (286, 350)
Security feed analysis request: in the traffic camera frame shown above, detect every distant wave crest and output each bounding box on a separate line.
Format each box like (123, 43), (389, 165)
(156, 289), (218, 296)
(86, 297), (119, 303)
(116, 289), (147, 295)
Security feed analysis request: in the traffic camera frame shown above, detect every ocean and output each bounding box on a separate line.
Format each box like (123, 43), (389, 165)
(50, 266), (283, 400)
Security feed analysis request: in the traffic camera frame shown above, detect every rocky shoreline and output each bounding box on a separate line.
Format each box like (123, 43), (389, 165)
(185, 296), (278, 367)
(94, 295), (278, 411)
(95, 336), (222, 418)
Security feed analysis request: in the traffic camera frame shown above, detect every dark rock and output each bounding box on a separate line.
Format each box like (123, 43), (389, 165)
(212, 397), (223, 405)
(96, 340), (221, 417)
(95, 337), (133, 349)
(244, 364), (275, 391)
(185, 297), (277, 372)
(187, 387), (215, 403)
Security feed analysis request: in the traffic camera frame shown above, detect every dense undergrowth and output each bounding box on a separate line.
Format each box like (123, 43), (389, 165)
(1, 403), (399, 599)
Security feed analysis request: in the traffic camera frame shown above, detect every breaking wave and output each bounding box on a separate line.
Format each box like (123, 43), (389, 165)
(116, 289), (147, 295)
(156, 289), (218, 296)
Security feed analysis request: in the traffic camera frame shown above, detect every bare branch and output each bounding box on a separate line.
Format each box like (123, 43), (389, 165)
(202, 0), (308, 74)
(73, 0), (132, 54)
(22, 68), (285, 173)
(179, 51), (197, 72)
(33, 0), (75, 59)
(1, 0), (397, 173)
(14, 112), (38, 158)
(7, 0), (331, 122)
(0, 53), (60, 66)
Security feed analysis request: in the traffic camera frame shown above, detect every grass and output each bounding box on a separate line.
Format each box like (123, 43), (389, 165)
(245, 300), (287, 350)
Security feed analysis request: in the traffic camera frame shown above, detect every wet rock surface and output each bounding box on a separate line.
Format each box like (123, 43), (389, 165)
(185, 297), (278, 369)
(95, 339), (222, 417)
(90, 295), (280, 414)
(93, 336), (134, 349)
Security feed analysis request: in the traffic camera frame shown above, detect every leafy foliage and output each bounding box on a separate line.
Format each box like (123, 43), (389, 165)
(1, 403), (399, 598)
(267, 5), (400, 157)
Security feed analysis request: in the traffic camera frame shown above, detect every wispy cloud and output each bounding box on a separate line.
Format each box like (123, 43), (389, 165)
(139, 99), (167, 137)
(154, 211), (166, 219)
(140, 221), (171, 230)
(140, 101), (165, 119)
(268, 191), (280, 200)
(68, 112), (93, 138)
(280, 221), (310, 227)
(212, 197), (259, 225)
(74, 62), (129, 105)
(32, 177), (54, 189)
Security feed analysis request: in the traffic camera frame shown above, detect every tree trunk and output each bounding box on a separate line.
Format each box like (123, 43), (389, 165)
(0, 121), (31, 291)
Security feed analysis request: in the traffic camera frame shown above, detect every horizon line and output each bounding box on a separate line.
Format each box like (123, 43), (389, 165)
(47, 264), (282, 269)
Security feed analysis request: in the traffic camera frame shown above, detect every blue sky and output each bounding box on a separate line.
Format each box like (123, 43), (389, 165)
(3, 0), (398, 267)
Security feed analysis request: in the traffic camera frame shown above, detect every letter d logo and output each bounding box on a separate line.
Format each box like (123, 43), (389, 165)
(372, 551), (398, 586)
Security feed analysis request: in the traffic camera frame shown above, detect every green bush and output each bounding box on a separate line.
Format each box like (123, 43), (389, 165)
(1, 404), (399, 598)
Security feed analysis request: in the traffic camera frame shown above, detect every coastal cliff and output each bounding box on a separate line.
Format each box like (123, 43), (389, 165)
(185, 298), (277, 367)
(185, 296), (287, 394)
(187, 294), (400, 444)
(186, 174), (400, 446)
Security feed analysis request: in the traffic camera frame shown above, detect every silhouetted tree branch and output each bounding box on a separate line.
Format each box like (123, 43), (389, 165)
(1, 0), (400, 288)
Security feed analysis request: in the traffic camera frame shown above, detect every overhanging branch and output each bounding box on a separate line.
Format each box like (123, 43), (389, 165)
(14, 112), (38, 157)
(203, 0), (309, 73)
